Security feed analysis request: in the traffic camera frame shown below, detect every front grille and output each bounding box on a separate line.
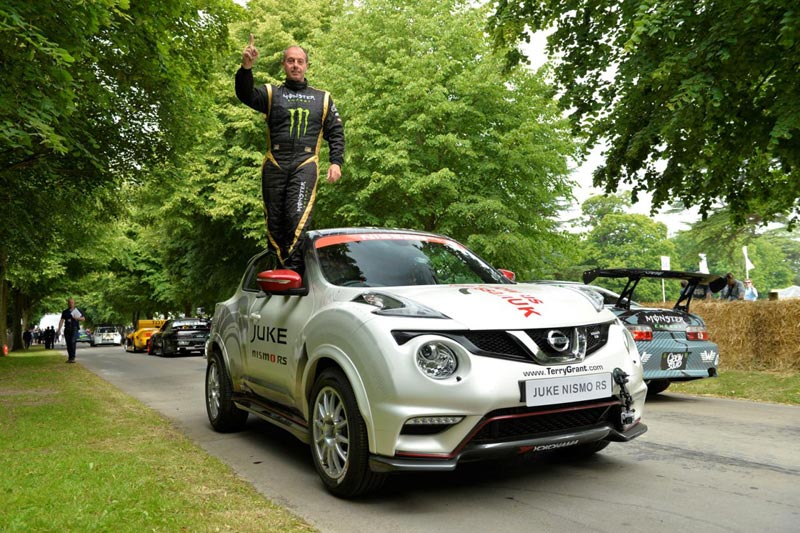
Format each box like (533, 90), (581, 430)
(462, 331), (529, 360)
(470, 403), (617, 444)
(525, 322), (610, 358)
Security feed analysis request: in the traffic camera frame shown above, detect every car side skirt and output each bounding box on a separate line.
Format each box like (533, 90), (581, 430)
(232, 393), (310, 444)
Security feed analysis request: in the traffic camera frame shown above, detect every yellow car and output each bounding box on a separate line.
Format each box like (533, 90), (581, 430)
(125, 319), (166, 353)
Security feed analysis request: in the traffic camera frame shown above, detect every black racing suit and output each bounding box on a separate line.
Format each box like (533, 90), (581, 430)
(235, 67), (345, 270)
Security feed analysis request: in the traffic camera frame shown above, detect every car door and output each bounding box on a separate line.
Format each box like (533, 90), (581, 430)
(240, 253), (311, 407)
(236, 251), (280, 400)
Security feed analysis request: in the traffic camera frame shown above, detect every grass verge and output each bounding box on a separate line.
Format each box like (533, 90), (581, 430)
(668, 369), (800, 405)
(0, 351), (315, 533)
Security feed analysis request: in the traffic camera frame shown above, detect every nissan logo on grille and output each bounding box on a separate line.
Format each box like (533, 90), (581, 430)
(546, 330), (571, 352)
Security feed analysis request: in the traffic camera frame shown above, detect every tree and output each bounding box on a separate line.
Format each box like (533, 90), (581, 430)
(0, 0), (235, 349)
(580, 194), (678, 301)
(309, 0), (579, 277)
(161, 0), (580, 285)
(489, 0), (800, 227)
(671, 210), (797, 295)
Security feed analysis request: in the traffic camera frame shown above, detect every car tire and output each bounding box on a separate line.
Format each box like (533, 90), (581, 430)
(205, 350), (248, 432)
(309, 368), (385, 498)
(160, 343), (167, 357)
(646, 380), (671, 395)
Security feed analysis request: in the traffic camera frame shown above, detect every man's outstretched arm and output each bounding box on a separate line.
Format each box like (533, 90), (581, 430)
(235, 33), (268, 113)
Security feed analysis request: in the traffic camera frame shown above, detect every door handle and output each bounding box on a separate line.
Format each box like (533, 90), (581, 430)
(250, 313), (261, 320)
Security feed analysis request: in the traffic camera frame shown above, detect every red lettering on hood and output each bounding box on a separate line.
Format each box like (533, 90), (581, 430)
(471, 287), (543, 317)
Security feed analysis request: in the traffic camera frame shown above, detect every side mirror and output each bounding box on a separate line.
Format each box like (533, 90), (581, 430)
(498, 269), (516, 282)
(257, 269), (304, 293)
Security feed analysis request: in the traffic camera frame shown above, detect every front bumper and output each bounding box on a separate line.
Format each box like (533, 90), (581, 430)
(94, 338), (121, 345)
(370, 415), (647, 473)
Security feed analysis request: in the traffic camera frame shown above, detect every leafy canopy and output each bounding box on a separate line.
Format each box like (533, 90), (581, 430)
(312, 0), (579, 276)
(489, 0), (800, 227)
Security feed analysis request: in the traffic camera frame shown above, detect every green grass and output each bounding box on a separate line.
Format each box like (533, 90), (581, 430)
(0, 350), (316, 533)
(668, 369), (800, 405)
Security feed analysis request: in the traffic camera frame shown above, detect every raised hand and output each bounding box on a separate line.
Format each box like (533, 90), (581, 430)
(242, 33), (259, 69)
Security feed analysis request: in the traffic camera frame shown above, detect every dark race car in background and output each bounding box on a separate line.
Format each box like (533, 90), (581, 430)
(582, 269), (726, 395)
(149, 318), (211, 357)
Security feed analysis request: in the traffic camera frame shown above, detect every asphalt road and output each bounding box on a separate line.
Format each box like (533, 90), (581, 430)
(70, 343), (799, 532)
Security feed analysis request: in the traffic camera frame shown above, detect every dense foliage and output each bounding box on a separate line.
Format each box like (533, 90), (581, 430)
(0, 0), (235, 347)
(311, 0), (579, 275)
(489, 0), (800, 227)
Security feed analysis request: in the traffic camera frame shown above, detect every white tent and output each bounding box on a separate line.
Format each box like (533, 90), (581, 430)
(773, 285), (800, 299)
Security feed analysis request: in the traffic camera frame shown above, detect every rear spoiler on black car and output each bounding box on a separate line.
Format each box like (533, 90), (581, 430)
(582, 268), (726, 313)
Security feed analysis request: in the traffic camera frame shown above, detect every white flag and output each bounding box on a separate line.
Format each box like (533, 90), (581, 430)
(698, 253), (709, 274)
(743, 246), (755, 271)
(660, 256), (671, 270)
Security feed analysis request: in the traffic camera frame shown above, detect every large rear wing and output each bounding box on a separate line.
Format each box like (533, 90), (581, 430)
(582, 268), (725, 312)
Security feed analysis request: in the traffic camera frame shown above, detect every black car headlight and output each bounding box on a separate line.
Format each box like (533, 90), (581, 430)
(353, 292), (449, 319)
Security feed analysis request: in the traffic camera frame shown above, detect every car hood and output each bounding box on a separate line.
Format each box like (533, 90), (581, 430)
(365, 283), (613, 329)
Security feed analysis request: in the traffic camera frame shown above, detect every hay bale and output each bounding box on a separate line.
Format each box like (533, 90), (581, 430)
(635, 300), (800, 371)
(691, 301), (800, 371)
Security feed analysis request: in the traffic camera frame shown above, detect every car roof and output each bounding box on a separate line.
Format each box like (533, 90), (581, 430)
(306, 227), (449, 242)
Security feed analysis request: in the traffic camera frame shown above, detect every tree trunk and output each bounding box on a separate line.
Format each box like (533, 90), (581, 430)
(11, 287), (24, 352)
(0, 250), (8, 353)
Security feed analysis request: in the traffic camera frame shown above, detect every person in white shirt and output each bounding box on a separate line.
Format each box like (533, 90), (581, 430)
(744, 279), (759, 301)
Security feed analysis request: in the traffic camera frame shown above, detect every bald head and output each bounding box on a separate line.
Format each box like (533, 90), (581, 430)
(282, 45), (308, 63)
(281, 46), (309, 82)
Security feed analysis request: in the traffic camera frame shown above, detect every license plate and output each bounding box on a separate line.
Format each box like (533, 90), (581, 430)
(661, 352), (688, 370)
(524, 373), (613, 407)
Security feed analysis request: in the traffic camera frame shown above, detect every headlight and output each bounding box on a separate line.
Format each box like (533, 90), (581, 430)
(416, 342), (458, 379)
(572, 287), (605, 312)
(353, 292), (449, 318)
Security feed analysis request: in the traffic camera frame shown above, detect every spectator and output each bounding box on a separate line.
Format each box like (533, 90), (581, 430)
(57, 298), (86, 363)
(720, 272), (745, 301)
(744, 279), (759, 301)
(45, 326), (55, 349)
(23, 328), (33, 349)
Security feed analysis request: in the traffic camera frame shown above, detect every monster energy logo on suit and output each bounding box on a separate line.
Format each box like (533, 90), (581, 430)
(289, 108), (310, 138)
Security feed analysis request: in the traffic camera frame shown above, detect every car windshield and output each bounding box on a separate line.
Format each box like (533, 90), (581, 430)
(314, 233), (507, 287)
(96, 327), (116, 333)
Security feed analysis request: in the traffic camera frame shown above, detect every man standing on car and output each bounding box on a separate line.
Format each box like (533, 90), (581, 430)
(57, 298), (85, 363)
(236, 35), (344, 274)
